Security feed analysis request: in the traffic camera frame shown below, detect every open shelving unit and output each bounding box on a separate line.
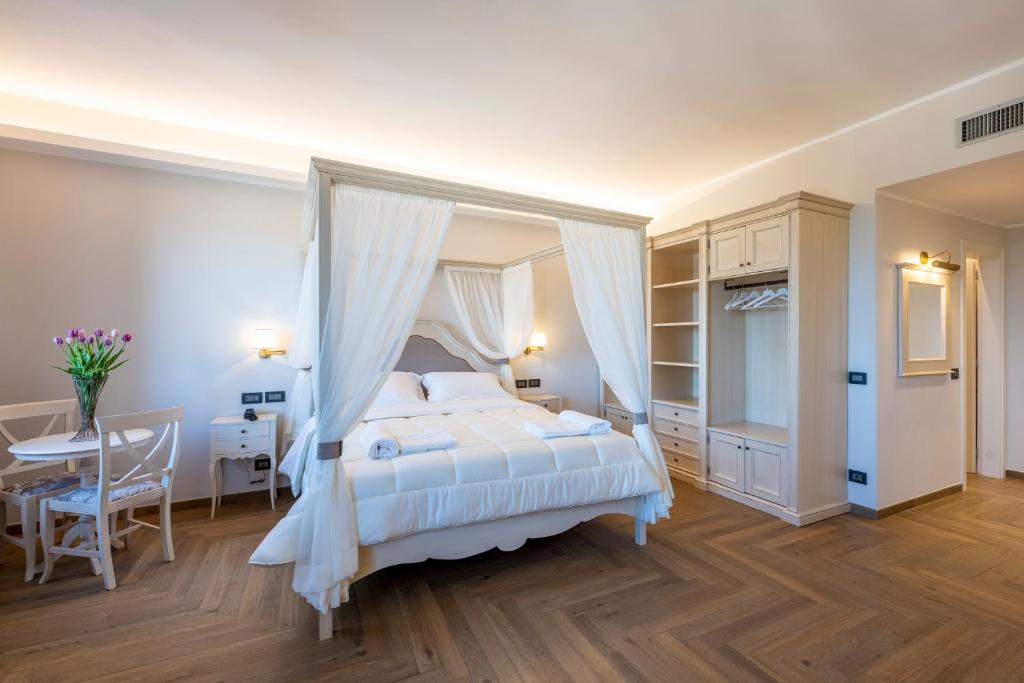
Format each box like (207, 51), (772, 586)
(647, 233), (706, 483)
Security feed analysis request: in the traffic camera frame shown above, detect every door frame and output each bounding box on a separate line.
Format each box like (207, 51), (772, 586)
(959, 239), (1006, 484)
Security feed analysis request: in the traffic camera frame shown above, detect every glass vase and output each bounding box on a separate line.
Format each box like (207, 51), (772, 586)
(71, 375), (108, 442)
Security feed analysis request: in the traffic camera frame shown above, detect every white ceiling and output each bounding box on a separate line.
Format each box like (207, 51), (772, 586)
(881, 150), (1024, 228)
(2, 1), (1024, 214)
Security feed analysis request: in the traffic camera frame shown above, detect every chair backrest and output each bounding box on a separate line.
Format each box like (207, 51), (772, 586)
(0, 399), (78, 487)
(95, 406), (184, 506)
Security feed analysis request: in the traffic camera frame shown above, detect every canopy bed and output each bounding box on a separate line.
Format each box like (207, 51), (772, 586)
(251, 157), (670, 640)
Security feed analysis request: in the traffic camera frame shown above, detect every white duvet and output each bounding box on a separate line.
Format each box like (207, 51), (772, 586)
(279, 398), (661, 546)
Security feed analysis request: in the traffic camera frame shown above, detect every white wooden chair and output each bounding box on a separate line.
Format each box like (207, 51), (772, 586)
(0, 399), (80, 581)
(39, 406), (183, 590)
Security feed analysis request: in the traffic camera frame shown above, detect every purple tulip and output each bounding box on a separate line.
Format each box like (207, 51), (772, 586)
(122, 332), (132, 343)
(86, 336), (95, 344)
(94, 328), (104, 338)
(103, 337), (113, 347)
(66, 328), (77, 338)
(77, 330), (86, 341)
(53, 336), (64, 346)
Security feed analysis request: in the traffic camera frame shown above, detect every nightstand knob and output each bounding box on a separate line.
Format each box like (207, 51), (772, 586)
(241, 429), (247, 434)
(241, 444), (247, 449)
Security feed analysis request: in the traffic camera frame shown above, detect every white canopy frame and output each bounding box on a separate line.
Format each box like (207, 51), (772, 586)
(286, 157), (661, 639)
(307, 157), (651, 462)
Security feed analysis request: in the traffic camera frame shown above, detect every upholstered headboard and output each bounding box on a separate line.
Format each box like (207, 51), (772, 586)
(393, 320), (503, 375)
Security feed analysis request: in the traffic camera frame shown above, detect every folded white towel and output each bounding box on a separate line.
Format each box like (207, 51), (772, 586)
(524, 420), (588, 439)
(396, 431), (457, 455)
(558, 410), (612, 435)
(360, 422), (401, 459)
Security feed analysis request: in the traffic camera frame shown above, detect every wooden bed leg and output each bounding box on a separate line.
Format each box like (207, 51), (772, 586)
(318, 608), (334, 640)
(635, 518), (647, 546)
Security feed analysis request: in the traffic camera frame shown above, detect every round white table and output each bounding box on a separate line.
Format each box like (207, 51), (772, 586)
(8, 429), (154, 576)
(8, 429), (154, 462)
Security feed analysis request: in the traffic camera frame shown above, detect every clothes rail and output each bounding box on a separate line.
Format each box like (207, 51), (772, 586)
(723, 277), (788, 291)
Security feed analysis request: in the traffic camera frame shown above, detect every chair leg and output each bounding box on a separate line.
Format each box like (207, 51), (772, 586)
(21, 500), (37, 582)
(38, 501), (56, 585)
(160, 494), (175, 562)
(97, 513), (116, 590)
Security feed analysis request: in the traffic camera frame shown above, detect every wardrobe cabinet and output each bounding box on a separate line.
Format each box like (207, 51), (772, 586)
(708, 430), (744, 490)
(708, 429), (787, 506)
(708, 215), (789, 280)
(650, 192), (851, 526)
(708, 226), (746, 280)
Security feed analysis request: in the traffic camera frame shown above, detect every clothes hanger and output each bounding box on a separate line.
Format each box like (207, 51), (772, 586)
(741, 287), (775, 310)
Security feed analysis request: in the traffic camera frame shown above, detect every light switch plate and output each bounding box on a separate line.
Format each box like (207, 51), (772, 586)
(266, 390), (286, 403)
(241, 392), (263, 405)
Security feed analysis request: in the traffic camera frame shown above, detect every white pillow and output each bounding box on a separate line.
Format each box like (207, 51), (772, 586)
(421, 372), (510, 402)
(372, 372), (426, 406)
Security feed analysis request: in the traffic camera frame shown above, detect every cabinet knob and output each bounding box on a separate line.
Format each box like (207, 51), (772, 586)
(241, 444), (247, 449)
(673, 411), (678, 416)
(241, 429), (247, 434)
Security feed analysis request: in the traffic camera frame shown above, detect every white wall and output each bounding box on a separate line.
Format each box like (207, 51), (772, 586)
(649, 61), (1024, 510)
(874, 195), (1005, 507)
(1008, 228), (1024, 473)
(0, 148), (303, 502)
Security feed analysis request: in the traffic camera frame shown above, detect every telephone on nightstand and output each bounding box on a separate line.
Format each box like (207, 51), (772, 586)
(243, 408), (258, 421)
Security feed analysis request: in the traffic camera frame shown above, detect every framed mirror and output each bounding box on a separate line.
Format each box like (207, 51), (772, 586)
(897, 264), (951, 376)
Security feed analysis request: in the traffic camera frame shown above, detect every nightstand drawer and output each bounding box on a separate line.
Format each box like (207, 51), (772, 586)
(655, 433), (697, 457)
(213, 436), (271, 456)
(654, 418), (698, 441)
(214, 422), (270, 440)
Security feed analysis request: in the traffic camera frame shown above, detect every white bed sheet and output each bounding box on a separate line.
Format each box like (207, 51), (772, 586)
(284, 399), (661, 546)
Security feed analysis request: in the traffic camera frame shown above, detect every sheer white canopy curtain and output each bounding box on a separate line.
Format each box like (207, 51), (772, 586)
(559, 218), (674, 522)
(444, 262), (533, 393)
(251, 183), (453, 613)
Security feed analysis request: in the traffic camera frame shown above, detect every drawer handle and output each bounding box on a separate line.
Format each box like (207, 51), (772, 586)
(241, 444), (247, 449)
(673, 411), (679, 416)
(241, 429), (247, 434)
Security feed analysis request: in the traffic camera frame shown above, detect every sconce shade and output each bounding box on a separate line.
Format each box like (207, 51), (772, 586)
(528, 332), (548, 348)
(251, 328), (276, 350)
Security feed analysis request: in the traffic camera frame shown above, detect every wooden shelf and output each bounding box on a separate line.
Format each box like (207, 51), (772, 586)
(652, 279), (699, 290)
(652, 321), (698, 328)
(652, 396), (699, 410)
(709, 421), (787, 447)
(652, 361), (699, 368)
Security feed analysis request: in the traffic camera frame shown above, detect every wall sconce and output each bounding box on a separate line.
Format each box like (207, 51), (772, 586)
(524, 331), (548, 355)
(919, 250), (961, 272)
(251, 328), (286, 359)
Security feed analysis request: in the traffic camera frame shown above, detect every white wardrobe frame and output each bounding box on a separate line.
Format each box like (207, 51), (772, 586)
(307, 158), (654, 640)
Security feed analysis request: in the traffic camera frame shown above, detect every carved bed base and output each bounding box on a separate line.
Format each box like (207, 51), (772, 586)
(318, 496), (648, 640)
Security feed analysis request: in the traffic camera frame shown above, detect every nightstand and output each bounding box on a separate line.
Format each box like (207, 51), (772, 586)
(209, 412), (278, 518)
(519, 394), (561, 412)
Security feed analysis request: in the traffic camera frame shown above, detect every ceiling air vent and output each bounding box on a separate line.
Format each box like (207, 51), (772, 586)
(956, 97), (1024, 147)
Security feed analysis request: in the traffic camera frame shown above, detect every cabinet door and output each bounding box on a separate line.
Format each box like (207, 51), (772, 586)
(708, 226), (746, 280)
(708, 430), (744, 491)
(744, 439), (786, 505)
(745, 215), (789, 274)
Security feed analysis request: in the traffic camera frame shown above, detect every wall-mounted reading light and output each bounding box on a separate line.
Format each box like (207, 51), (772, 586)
(251, 328), (287, 359)
(919, 250), (961, 272)
(524, 331), (548, 355)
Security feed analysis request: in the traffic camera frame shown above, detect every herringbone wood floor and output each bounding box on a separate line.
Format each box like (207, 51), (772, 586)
(3, 476), (1024, 682)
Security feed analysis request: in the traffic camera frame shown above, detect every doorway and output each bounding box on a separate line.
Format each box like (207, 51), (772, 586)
(962, 243), (1006, 480)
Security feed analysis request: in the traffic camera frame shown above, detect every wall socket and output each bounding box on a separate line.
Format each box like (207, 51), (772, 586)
(515, 379), (528, 389)
(527, 379), (541, 388)
(266, 390), (286, 403)
(254, 457), (272, 471)
(241, 392), (263, 405)
(848, 469), (868, 485)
